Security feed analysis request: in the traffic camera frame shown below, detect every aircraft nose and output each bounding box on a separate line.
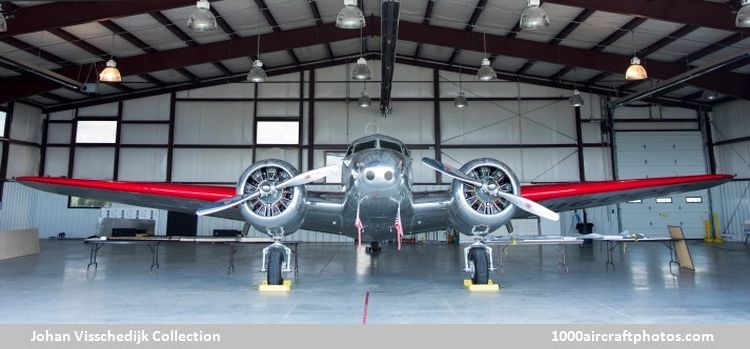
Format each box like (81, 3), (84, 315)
(361, 165), (397, 185)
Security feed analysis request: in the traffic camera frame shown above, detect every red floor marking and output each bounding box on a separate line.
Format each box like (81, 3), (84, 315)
(362, 291), (370, 324)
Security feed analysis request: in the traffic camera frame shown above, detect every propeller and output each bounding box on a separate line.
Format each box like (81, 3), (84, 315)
(421, 157), (559, 221)
(196, 165), (339, 216)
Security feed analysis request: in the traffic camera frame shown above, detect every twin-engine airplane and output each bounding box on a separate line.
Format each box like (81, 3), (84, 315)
(18, 134), (732, 286)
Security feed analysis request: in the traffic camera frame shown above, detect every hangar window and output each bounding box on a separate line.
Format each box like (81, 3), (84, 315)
(68, 196), (111, 209)
(256, 121), (299, 145)
(76, 120), (117, 144)
(656, 197), (673, 203)
(686, 197), (703, 203)
(0, 110), (6, 138)
(324, 152), (345, 184)
(627, 199), (642, 204)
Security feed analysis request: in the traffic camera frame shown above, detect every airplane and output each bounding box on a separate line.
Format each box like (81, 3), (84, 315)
(17, 133), (732, 286)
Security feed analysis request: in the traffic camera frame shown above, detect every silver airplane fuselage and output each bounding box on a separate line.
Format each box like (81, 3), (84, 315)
(339, 135), (416, 242)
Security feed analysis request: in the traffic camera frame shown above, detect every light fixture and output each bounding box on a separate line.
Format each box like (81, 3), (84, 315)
(247, 59), (267, 82)
(476, 33), (496, 81)
(187, 0), (217, 32)
(625, 31), (647, 81)
(358, 91), (372, 108)
(701, 90), (720, 101)
(99, 60), (121, 83)
(99, 35), (121, 82)
(625, 56), (647, 81)
(520, 0), (549, 30)
(737, 0), (750, 28)
(352, 57), (371, 80)
(454, 92), (468, 108)
(0, 5), (7, 33)
(336, 0), (365, 29)
(247, 12), (266, 83)
(569, 89), (584, 107)
(476, 58), (496, 81)
(454, 66), (468, 108)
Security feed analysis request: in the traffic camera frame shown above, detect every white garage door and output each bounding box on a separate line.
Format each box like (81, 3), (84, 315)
(616, 131), (710, 238)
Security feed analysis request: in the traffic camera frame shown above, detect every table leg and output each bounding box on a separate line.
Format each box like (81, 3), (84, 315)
(293, 243), (299, 278)
(556, 244), (568, 272)
(147, 243), (160, 271)
(227, 244), (238, 275)
(605, 241), (617, 271)
(87, 244), (102, 271)
(499, 245), (508, 273)
(663, 241), (679, 275)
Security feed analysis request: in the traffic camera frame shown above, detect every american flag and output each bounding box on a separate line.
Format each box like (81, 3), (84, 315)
(394, 204), (404, 251)
(355, 204), (364, 249)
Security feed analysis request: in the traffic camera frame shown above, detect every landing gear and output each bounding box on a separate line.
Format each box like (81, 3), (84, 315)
(463, 226), (495, 285)
(266, 248), (285, 285)
(366, 241), (382, 254)
(468, 247), (489, 285)
(260, 228), (294, 285)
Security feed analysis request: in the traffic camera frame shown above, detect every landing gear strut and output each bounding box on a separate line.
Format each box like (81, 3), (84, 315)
(463, 226), (496, 285)
(366, 241), (381, 254)
(260, 227), (294, 285)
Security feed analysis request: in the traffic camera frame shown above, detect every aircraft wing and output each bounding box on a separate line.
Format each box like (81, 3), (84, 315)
(520, 174), (733, 213)
(17, 176), (349, 234)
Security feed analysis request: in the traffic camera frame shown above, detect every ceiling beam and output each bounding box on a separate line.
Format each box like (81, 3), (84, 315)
(577, 17), (647, 85)
(307, 1), (335, 59)
(447, 0), (488, 65)
(255, 0), (300, 65)
(149, 11), (232, 77)
(0, 0), (198, 38)
(516, 8), (594, 76)
(545, 0), (749, 34)
(413, 0), (436, 59)
(3, 19), (749, 103)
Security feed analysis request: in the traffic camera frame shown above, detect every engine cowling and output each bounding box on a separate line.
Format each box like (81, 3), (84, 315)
(449, 158), (520, 235)
(237, 160), (307, 236)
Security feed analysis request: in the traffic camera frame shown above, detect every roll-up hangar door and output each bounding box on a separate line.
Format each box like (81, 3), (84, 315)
(616, 131), (710, 238)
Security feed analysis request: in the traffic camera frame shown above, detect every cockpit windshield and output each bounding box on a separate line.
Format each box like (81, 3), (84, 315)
(379, 140), (403, 153)
(353, 140), (377, 153)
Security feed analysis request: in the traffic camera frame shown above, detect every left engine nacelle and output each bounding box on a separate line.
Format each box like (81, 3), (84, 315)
(448, 158), (520, 235)
(237, 160), (308, 236)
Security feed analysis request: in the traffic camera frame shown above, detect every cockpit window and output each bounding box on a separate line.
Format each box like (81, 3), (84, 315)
(380, 140), (403, 154)
(353, 140), (377, 153)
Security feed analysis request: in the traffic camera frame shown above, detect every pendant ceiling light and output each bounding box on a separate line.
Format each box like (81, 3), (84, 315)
(476, 33), (496, 81)
(247, 12), (266, 83)
(336, 0), (366, 29)
(625, 30), (647, 81)
(352, 28), (371, 80)
(701, 90), (720, 101)
(0, 5), (7, 33)
(454, 66), (468, 108)
(520, 0), (549, 30)
(99, 35), (121, 82)
(569, 89), (584, 107)
(569, 68), (584, 107)
(187, 0), (217, 32)
(358, 91), (372, 108)
(737, 0), (750, 28)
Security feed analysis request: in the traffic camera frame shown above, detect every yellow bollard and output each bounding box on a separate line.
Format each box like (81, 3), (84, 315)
(713, 213), (724, 244)
(704, 219), (714, 243)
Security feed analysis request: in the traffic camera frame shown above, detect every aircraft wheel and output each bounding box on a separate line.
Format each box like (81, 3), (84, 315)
(370, 241), (381, 253)
(267, 248), (285, 285)
(469, 247), (489, 285)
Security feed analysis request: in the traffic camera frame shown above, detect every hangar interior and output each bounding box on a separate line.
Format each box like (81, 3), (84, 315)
(0, 0), (749, 323)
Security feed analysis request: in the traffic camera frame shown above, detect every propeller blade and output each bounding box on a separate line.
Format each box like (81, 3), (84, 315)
(421, 157), (483, 187)
(494, 191), (560, 221)
(196, 192), (260, 216)
(275, 164), (339, 189)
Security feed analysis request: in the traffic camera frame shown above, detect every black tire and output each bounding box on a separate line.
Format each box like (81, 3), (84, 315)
(469, 247), (490, 285)
(267, 248), (285, 285)
(370, 241), (381, 252)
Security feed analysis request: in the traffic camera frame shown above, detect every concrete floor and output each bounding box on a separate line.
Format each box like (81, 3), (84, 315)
(1, 239), (749, 323)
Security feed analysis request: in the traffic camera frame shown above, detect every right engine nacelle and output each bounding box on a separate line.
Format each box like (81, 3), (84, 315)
(449, 158), (520, 235)
(236, 160), (308, 236)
